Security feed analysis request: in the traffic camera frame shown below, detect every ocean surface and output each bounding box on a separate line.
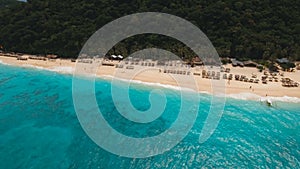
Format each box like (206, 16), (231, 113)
(0, 64), (299, 168)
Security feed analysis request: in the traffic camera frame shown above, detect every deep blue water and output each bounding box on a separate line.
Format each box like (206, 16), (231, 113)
(0, 64), (299, 168)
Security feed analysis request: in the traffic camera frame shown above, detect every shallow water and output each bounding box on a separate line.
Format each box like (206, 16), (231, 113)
(0, 64), (299, 168)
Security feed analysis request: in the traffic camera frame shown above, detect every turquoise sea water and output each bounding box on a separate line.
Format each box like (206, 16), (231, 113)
(0, 64), (299, 168)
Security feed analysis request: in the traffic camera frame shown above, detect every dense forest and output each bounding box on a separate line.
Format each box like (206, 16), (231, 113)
(0, 0), (299, 61)
(0, 0), (20, 9)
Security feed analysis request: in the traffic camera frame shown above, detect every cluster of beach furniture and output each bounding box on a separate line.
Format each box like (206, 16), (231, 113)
(77, 59), (93, 64)
(200, 70), (221, 80)
(281, 78), (299, 87)
(198, 67), (229, 80)
(163, 69), (191, 75)
(115, 59), (157, 70)
(233, 74), (260, 83)
(160, 61), (192, 75)
(1, 52), (299, 88)
(98, 57), (300, 87)
(199, 69), (260, 83)
(261, 72), (281, 84)
(114, 59), (193, 71)
(259, 71), (298, 87)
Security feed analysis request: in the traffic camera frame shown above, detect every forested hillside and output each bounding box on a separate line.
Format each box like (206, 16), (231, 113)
(0, 0), (299, 61)
(0, 0), (22, 8)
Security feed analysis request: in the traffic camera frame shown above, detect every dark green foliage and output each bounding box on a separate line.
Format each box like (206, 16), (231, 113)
(280, 62), (296, 71)
(257, 65), (264, 72)
(268, 63), (279, 72)
(0, 0), (299, 60)
(0, 0), (21, 9)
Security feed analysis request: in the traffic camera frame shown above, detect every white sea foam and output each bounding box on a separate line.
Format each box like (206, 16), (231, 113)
(222, 93), (261, 101)
(99, 75), (196, 92)
(49, 66), (74, 74)
(259, 95), (300, 103)
(0, 60), (48, 70)
(100, 75), (300, 103)
(21, 64), (74, 74)
(21, 64), (47, 70)
(225, 92), (300, 103)
(0, 60), (11, 65)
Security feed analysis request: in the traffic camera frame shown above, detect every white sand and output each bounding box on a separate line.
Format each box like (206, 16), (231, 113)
(1, 55), (299, 99)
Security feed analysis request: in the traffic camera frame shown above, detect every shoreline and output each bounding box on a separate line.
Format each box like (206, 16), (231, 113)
(101, 75), (300, 103)
(0, 55), (300, 103)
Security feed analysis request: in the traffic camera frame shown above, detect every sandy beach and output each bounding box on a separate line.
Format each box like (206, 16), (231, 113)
(1, 54), (299, 99)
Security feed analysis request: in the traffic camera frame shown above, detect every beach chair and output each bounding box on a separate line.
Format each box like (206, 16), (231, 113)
(262, 80), (267, 84)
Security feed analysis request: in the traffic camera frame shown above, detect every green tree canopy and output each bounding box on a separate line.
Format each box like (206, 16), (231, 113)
(0, 0), (299, 61)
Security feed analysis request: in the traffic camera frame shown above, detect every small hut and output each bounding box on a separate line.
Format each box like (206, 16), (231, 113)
(192, 57), (203, 66)
(231, 59), (244, 67)
(17, 55), (29, 61)
(117, 55), (124, 60)
(276, 58), (289, 64)
(111, 55), (117, 60)
(46, 54), (58, 59)
(243, 61), (258, 67)
(29, 55), (47, 61)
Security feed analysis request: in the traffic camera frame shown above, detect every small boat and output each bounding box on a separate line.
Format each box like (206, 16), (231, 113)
(266, 99), (272, 107)
(260, 98), (273, 107)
